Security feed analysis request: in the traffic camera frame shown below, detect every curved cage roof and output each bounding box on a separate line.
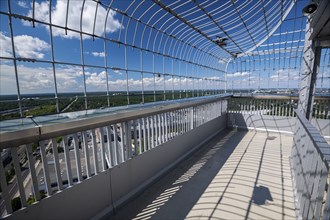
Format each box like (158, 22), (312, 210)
(0, 0), (329, 119)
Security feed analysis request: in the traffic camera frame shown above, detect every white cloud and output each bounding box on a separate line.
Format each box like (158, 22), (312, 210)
(0, 32), (49, 59)
(91, 52), (105, 57)
(241, 76), (258, 83)
(0, 64), (82, 94)
(0, 33), (12, 57)
(18, 1), (29, 8)
(23, 0), (122, 39)
(86, 71), (107, 88)
(227, 71), (251, 78)
(85, 72), (215, 91)
(1, 63), (221, 94)
(270, 69), (299, 82)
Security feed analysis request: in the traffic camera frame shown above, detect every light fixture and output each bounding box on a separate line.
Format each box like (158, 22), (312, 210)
(302, 2), (318, 16)
(214, 36), (228, 47)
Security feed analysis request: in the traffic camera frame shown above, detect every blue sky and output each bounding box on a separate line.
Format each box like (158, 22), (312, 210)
(0, 0), (329, 95)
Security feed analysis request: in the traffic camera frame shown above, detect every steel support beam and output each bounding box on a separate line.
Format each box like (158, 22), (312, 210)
(297, 18), (321, 120)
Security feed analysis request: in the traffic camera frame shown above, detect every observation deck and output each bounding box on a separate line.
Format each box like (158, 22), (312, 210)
(0, 0), (329, 219)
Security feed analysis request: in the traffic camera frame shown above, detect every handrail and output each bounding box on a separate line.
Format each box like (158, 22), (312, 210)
(0, 95), (232, 148)
(233, 94), (330, 100)
(291, 109), (330, 219)
(295, 110), (330, 168)
(228, 94), (329, 119)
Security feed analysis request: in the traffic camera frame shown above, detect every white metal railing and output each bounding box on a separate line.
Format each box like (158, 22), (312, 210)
(291, 110), (330, 220)
(0, 95), (229, 217)
(228, 95), (330, 119)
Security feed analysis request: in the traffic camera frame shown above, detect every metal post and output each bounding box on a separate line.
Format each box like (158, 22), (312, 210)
(225, 58), (232, 94)
(297, 17), (321, 120)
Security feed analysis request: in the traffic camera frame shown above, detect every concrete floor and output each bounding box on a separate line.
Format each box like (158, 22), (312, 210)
(110, 129), (296, 220)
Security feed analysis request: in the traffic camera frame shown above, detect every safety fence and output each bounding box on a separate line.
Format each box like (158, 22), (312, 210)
(0, 95), (229, 217)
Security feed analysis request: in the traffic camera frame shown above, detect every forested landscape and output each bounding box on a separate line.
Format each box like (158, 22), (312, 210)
(0, 90), (214, 120)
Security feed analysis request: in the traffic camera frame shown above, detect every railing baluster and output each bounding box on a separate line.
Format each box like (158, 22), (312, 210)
(0, 149), (13, 214)
(149, 116), (154, 149)
(319, 100), (323, 119)
(288, 99), (292, 117)
(91, 130), (99, 174)
(316, 100), (325, 119)
(323, 99), (327, 119)
(113, 125), (120, 165)
(62, 136), (73, 186)
(72, 134), (83, 182)
(157, 113), (164, 144)
(124, 122), (128, 159)
(142, 117), (147, 152)
(173, 111), (176, 137)
(177, 110), (180, 134)
(196, 106), (199, 127)
(147, 117), (151, 149)
(11, 148), (27, 206)
(180, 109), (183, 133)
(151, 115), (155, 146)
(107, 125), (116, 167)
(39, 140), (53, 196)
(105, 127), (113, 168)
(164, 113), (168, 141)
(199, 106), (202, 126)
(51, 138), (63, 190)
(188, 108), (191, 130)
(170, 111), (174, 139)
(197, 107), (200, 126)
(138, 118), (142, 154)
(263, 99), (266, 115)
(190, 108), (194, 130)
(25, 144), (41, 201)
(185, 108), (188, 131)
(193, 107), (196, 128)
(184, 109), (187, 132)
(133, 120), (138, 156)
(176, 111), (179, 134)
(182, 109), (185, 132)
(185, 109), (188, 131)
(174, 111), (178, 134)
(126, 121), (132, 159)
(154, 115), (158, 146)
(98, 128), (106, 170)
(119, 122), (126, 162)
(158, 114), (162, 144)
(158, 114), (161, 144)
(82, 132), (92, 176)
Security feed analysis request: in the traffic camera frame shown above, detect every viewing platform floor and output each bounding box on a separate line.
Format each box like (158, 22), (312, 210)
(111, 129), (296, 220)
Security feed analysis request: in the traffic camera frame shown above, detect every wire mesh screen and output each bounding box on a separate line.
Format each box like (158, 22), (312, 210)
(0, 0), (322, 120)
(227, 0), (305, 94)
